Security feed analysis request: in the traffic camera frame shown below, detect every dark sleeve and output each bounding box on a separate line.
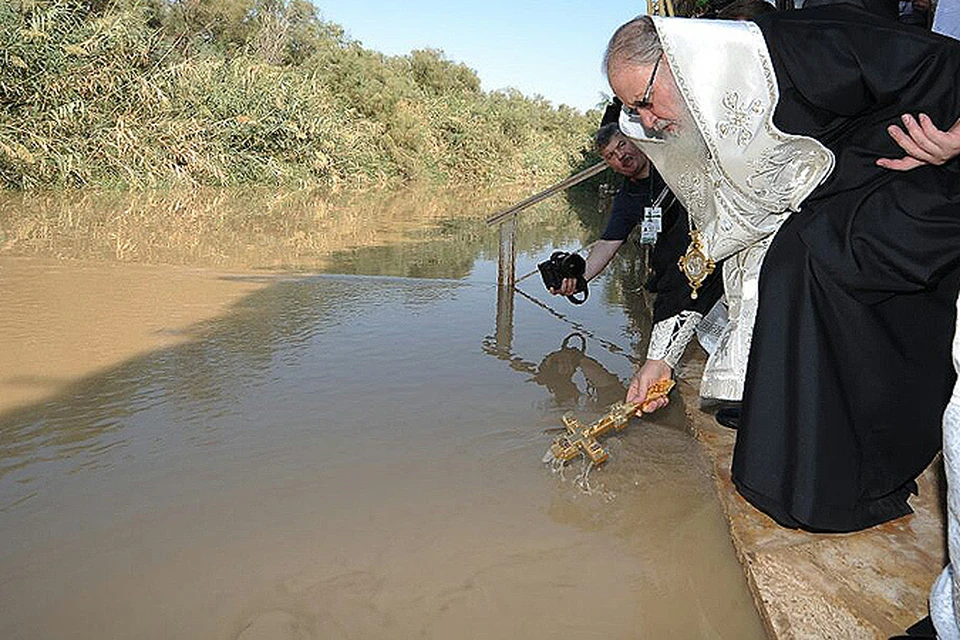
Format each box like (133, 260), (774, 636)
(756, 6), (960, 300)
(799, 0), (898, 21)
(757, 5), (960, 152)
(601, 176), (649, 241)
(646, 200), (724, 323)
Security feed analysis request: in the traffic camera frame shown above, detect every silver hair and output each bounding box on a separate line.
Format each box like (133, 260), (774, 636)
(602, 16), (663, 79)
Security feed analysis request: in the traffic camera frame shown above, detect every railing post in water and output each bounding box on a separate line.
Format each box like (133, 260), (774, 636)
(497, 216), (517, 289)
(485, 161), (607, 354)
(495, 217), (517, 352)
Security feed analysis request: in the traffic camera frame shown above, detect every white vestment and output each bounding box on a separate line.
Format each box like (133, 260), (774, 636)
(620, 17), (834, 400)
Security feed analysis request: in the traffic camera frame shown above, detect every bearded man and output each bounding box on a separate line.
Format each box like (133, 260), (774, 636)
(606, 4), (960, 532)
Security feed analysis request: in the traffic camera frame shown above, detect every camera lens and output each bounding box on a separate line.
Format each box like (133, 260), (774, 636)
(560, 253), (586, 279)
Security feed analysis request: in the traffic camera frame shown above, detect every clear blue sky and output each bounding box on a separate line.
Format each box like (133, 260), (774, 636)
(314, 1), (649, 113)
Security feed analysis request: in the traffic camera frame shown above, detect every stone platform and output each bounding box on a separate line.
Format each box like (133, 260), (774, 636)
(673, 353), (948, 639)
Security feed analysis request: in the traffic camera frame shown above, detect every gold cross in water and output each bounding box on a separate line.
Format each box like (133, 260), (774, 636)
(549, 379), (676, 464)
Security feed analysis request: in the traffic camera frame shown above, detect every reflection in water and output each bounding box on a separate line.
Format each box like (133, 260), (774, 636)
(0, 186), (584, 278)
(0, 187), (765, 639)
(485, 270), (641, 415)
(482, 331), (626, 411)
(514, 287), (643, 361)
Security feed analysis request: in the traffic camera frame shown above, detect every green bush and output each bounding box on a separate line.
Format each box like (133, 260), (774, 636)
(0, 0), (600, 190)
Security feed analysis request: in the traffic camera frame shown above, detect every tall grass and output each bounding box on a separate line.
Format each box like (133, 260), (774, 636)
(0, 1), (600, 191)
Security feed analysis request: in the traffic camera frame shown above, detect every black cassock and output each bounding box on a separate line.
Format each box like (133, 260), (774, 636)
(732, 6), (960, 532)
(640, 171), (724, 324)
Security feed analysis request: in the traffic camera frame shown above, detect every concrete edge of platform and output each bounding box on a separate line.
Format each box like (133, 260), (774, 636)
(673, 356), (947, 640)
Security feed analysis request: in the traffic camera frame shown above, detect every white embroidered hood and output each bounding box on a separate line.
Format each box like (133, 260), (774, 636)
(619, 16), (835, 263)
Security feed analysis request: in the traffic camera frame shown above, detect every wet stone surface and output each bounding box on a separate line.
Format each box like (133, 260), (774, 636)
(674, 349), (947, 640)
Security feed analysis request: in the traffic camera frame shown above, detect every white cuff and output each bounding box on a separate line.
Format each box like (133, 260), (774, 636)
(647, 311), (703, 368)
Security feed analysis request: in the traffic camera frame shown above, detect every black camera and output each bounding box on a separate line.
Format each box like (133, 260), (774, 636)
(538, 251), (589, 305)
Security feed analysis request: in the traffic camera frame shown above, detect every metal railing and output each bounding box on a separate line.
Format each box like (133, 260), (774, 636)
(486, 160), (607, 289)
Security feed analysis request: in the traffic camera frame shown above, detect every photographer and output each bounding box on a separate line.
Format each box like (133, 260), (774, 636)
(547, 122), (653, 299)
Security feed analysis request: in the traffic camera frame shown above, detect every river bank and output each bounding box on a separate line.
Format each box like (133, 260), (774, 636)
(1, 2), (596, 191)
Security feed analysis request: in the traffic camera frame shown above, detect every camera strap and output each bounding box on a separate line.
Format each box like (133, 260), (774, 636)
(567, 276), (589, 305)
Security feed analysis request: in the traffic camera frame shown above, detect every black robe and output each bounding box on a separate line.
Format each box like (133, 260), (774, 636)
(640, 171), (725, 324)
(599, 168), (723, 322)
(732, 5), (960, 532)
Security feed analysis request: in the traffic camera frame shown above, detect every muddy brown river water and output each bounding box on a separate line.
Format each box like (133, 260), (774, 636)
(0, 187), (765, 639)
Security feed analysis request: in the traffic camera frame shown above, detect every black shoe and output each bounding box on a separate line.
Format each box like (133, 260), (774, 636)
(889, 615), (936, 639)
(715, 406), (741, 430)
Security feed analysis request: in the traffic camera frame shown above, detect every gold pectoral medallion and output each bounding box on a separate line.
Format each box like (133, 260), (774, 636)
(678, 229), (715, 300)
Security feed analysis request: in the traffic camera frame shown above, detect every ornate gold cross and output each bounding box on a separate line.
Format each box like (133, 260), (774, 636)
(549, 379), (676, 464)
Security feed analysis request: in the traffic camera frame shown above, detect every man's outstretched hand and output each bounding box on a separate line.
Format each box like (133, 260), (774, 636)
(877, 113), (960, 171)
(627, 359), (673, 413)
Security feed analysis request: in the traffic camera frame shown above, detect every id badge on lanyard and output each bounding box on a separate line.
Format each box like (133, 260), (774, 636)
(640, 205), (662, 244)
(640, 185), (669, 245)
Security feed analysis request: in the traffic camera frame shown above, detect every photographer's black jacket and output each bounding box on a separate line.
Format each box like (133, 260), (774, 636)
(603, 170), (723, 324)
